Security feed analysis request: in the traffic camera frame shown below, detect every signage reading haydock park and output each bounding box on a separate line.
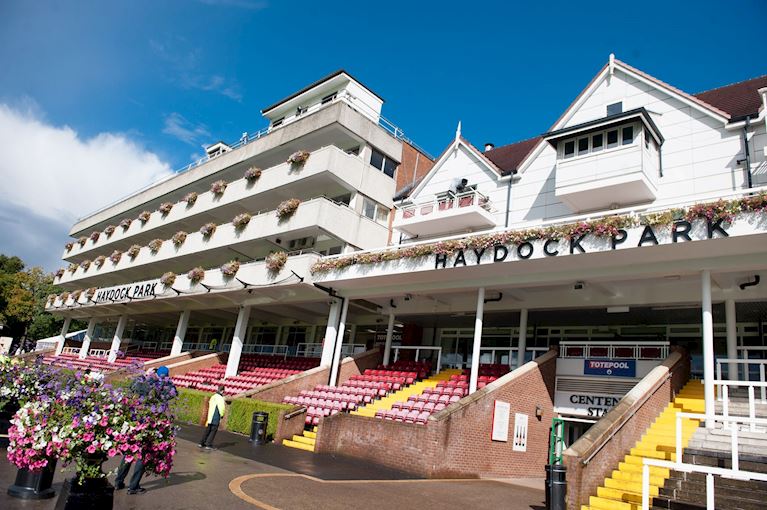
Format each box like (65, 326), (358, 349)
(93, 278), (162, 304)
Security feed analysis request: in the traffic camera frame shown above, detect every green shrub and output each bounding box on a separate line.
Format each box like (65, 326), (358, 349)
(225, 398), (293, 439)
(172, 388), (209, 425)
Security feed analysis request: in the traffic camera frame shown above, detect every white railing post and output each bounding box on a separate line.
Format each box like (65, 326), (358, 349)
(761, 364), (766, 402)
(706, 473), (715, 510)
(702, 269), (716, 428)
(642, 463), (650, 510)
(723, 384), (729, 427)
(749, 385), (756, 432)
(716, 362), (722, 400)
(731, 424), (739, 473)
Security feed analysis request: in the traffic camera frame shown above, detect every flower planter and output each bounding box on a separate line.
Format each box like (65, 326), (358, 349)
(54, 455), (113, 510)
(7, 459), (57, 500)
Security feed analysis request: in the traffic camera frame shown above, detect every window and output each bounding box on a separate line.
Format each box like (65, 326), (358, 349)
(644, 127), (650, 149)
(592, 133), (603, 152)
(376, 206), (389, 223)
(577, 137), (589, 156)
(272, 117), (284, 128)
(362, 198), (376, 219)
(607, 130), (619, 148)
(284, 327), (307, 345)
(607, 102), (623, 116)
(369, 148), (398, 178)
(622, 126), (634, 145)
(321, 92), (337, 105)
(563, 140), (575, 158)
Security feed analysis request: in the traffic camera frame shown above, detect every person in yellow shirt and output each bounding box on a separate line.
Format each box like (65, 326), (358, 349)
(199, 385), (226, 450)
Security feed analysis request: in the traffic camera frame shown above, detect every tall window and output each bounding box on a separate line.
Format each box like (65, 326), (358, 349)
(369, 148), (398, 178)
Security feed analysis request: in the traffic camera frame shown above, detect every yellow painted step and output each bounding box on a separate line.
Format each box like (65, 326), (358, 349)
(304, 430), (317, 439)
(292, 434), (316, 446)
(597, 486), (647, 503)
(589, 495), (639, 510)
(604, 477), (659, 496)
(611, 469), (665, 486)
(618, 461), (669, 478)
(282, 439), (314, 452)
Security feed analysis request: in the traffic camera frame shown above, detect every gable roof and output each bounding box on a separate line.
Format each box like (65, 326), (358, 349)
(484, 136), (542, 175)
(694, 75), (767, 120)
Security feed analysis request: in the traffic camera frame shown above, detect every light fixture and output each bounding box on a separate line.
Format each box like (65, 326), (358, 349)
(607, 306), (630, 314)
(535, 406), (543, 420)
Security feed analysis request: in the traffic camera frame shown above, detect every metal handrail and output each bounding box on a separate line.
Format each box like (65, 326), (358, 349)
(559, 341), (669, 360)
(396, 189), (492, 219)
(392, 345), (442, 372)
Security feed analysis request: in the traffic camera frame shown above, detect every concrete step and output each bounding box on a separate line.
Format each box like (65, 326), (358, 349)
(612, 469), (666, 486)
(658, 488), (766, 510)
(304, 430), (317, 439)
(604, 477), (660, 496)
(651, 496), (706, 509)
(282, 438), (314, 452)
(665, 473), (767, 494)
(291, 434), (316, 446)
(588, 495), (638, 510)
(682, 451), (767, 473)
(618, 461), (670, 478)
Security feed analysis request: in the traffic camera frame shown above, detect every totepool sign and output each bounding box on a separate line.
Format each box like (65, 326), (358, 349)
(583, 359), (636, 377)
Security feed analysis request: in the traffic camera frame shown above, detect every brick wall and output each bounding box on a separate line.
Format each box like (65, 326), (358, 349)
(165, 352), (226, 377)
(315, 350), (558, 478)
(396, 141), (435, 195)
(562, 349), (690, 509)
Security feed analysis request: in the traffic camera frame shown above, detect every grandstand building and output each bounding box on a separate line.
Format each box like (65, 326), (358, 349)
(44, 56), (767, 508)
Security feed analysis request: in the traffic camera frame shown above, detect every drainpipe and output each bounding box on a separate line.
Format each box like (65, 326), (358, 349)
(741, 117), (753, 189)
(504, 172), (515, 228)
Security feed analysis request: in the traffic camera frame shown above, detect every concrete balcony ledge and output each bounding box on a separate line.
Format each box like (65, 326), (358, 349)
(63, 145), (396, 262)
(56, 197), (388, 288)
(555, 143), (658, 213)
(393, 191), (497, 237)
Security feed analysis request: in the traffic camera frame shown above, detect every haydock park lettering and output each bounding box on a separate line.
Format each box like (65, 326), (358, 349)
(93, 280), (160, 303)
(434, 219), (729, 269)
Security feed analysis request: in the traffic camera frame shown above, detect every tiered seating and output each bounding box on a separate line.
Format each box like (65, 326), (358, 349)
(376, 360), (431, 379)
(362, 369), (460, 424)
(171, 355), (319, 396)
(283, 368), (419, 427)
(131, 349), (171, 359)
(462, 363), (510, 386)
(42, 353), (151, 373)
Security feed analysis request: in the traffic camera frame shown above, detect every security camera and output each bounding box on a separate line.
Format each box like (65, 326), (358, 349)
(574, 281), (585, 290)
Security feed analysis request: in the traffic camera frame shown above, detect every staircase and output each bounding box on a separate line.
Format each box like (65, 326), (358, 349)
(350, 369), (462, 418)
(283, 426), (317, 452)
(583, 380), (705, 510)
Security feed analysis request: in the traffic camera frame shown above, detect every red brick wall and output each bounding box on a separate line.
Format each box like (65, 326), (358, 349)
(396, 141), (434, 195)
(165, 352), (226, 377)
(563, 350), (690, 509)
(315, 350), (558, 478)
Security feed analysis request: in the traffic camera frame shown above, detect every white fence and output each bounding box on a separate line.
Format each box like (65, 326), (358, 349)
(392, 346), (442, 372)
(559, 340), (669, 359)
(295, 343), (365, 358)
(478, 346), (549, 368)
(641, 412), (767, 510)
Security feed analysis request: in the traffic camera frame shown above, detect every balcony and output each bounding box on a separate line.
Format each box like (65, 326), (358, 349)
(57, 197), (388, 288)
(62, 145), (395, 262)
(555, 142), (658, 213)
(393, 190), (497, 238)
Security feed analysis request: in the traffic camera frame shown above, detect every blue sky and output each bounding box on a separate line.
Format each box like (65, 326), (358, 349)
(0, 0), (765, 270)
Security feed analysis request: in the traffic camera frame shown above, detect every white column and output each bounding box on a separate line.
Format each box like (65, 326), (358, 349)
(725, 299), (738, 380)
(383, 313), (396, 366)
(320, 300), (341, 367)
(79, 318), (97, 359)
(517, 308), (528, 369)
(107, 315), (128, 363)
(170, 310), (191, 356)
(702, 270), (715, 428)
(469, 287), (485, 394)
(55, 317), (71, 356)
(225, 306), (251, 378)
(348, 324), (357, 345)
(329, 298), (349, 387)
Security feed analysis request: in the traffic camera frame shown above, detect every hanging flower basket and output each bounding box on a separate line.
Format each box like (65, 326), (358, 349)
(187, 267), (205, 284)
(148, 239), (163, 253)
(199, 222), (217, 237)
(93, 255), (106, 268)
(47, 294), (57, 306)
(276, 199), (301, 219)
(119, 218), (132, 230)
(232, 213), (252, 229)
(210, 180), (228, 195)
(109, 250), (122, 264)
(71, 289), (83, 301)
(138, 211), (152, 223)
(172, 231), (188, 246)
(127, 245), (141, 258)
(79, 260), (91, 271)
(244, 167), (262, 182)
(54, 268), (64, 279)
(160, 272), (177, 287)
(67, 263), (78, 273)
(64, 242), (74, 252)
(158, 202), (174, 215)
(287, 150), (310, 165)
(183, 191), (198, 206)
(85, 288), (97, 300)
(60, 291), (70, 302)
(78, 237), (87, 247)
(104, 225), (116, 237)
(221, 260), (240, 277)
(266, 251), (288, 273)
(89, 231), (100, 243)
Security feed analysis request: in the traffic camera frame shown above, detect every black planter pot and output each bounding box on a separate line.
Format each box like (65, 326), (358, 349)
(7, 459), (57, 499)
(0, 400), (20, 448)
(54, 455), (113, 510)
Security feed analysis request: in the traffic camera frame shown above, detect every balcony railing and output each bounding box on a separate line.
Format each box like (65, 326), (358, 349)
(397, 190), (491, 220)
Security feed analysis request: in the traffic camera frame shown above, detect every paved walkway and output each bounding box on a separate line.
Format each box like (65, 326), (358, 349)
(1, 424), (545, 510)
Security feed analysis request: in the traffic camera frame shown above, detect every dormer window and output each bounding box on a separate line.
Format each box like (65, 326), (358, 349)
(607, 102), (623, 116)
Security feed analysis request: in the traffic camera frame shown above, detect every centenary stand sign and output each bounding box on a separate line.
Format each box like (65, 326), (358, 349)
(92, 279), (162, 304)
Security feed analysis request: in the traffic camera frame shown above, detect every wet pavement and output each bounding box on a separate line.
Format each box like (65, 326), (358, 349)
(1, 424), (545, 510)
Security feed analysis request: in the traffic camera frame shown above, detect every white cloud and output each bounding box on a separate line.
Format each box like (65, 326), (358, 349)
(162, 112), (211, 146)
(0, 102), (172, 271)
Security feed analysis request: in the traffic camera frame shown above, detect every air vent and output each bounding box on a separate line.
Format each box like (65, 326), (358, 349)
(555, 376), (637, 396)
